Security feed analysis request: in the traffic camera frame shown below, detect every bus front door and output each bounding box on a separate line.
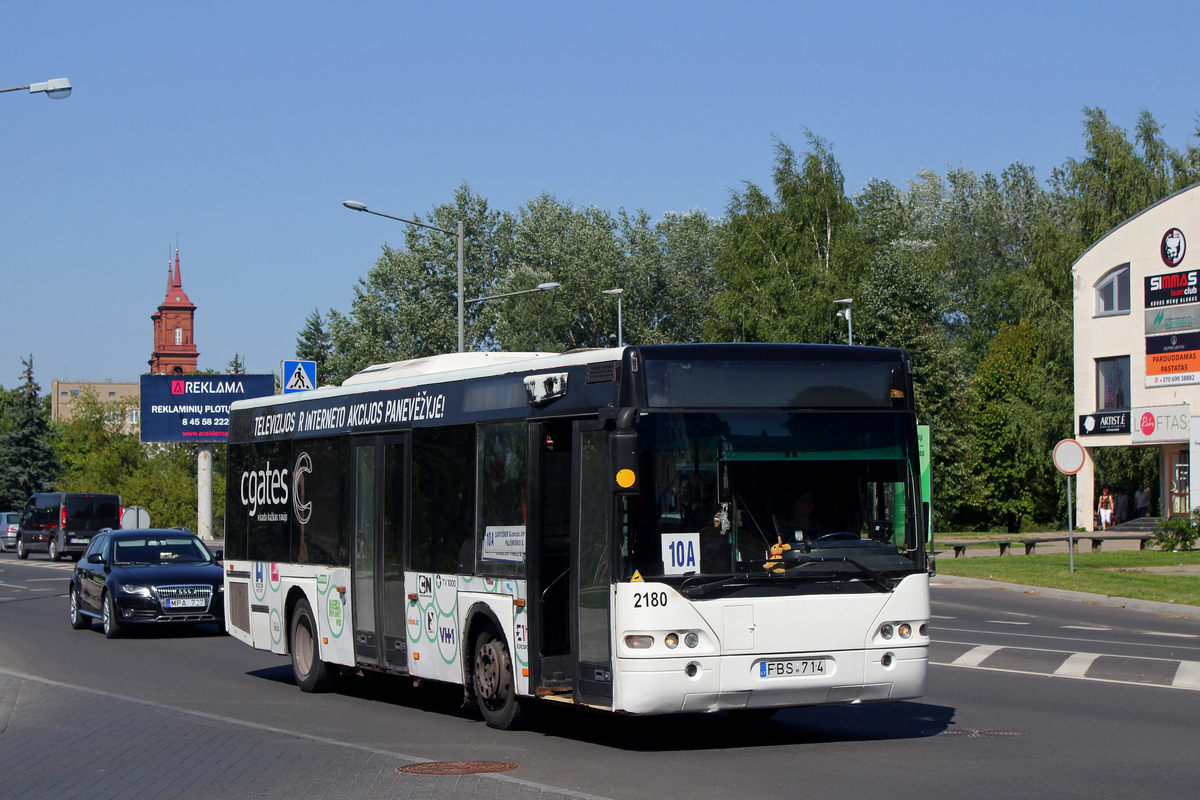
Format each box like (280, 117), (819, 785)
(352, 434), (409, 672)
(572, 422), (613, 706)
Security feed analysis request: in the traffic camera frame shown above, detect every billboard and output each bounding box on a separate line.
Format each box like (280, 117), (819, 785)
(1146, 332), (1200, 387)
(1131, 404), (1191, 444)
(141, 374), (275, 442)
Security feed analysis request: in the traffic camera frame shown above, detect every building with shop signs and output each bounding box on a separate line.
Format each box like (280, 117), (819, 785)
(1074, 182), (1200, 529)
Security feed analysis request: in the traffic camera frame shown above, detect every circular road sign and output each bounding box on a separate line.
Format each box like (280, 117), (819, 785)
(1053, 439), (1086, 475)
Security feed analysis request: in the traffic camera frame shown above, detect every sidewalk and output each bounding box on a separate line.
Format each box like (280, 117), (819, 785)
(932, 573), (1200, 617)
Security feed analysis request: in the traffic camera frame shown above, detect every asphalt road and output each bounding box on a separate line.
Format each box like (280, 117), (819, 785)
(2, 552), (1198, 800)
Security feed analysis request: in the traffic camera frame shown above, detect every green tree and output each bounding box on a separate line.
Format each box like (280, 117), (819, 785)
(56, 388), (144, 495)
(707, 132), (861, 344)
(0, 357), (61, 509)
(295, 308), (333, 384)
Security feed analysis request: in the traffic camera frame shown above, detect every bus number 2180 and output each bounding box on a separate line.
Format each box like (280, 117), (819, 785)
(633, 591), (668, 608)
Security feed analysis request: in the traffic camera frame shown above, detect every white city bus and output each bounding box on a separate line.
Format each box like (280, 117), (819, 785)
(223, 343), (930, 729)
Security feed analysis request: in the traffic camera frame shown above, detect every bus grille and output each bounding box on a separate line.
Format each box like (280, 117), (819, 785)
(228, 581), (250, 633)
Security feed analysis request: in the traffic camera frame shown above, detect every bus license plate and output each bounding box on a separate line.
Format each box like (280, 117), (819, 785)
(759, 658), (828, 678)
(165, 598), (205, 609)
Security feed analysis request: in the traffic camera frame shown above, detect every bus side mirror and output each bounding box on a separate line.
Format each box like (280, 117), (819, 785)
(610, 428), (640, 495)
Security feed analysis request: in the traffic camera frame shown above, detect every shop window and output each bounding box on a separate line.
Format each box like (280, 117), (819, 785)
(1095, 265), (1130, 316)
(1096, 356), (1129, 410)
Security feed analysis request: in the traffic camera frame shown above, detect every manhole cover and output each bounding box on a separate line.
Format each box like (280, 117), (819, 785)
(922, 728), (1027, 739)
(397, 761), (520, 775)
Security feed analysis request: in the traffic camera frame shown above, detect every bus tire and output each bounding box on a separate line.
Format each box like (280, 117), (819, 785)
(473, 629), (527, 730)
(290, 598), (336, 693)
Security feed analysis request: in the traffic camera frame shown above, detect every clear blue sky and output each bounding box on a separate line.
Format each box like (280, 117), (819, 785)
(3, 1), (1197, 389)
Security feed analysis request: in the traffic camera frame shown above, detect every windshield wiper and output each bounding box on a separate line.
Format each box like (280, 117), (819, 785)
(679, 572), (777, 598)
(784, 556), (892, 592)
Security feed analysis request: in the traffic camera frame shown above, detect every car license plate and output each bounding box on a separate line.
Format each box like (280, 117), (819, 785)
(70, 538), (87, 545)
(164, 598), (206, 609)
(759, 658), (828, 677)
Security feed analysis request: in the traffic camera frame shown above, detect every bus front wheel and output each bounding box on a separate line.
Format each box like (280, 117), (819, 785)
(473, 630), (527, 730)
(290, 598), (336, 693)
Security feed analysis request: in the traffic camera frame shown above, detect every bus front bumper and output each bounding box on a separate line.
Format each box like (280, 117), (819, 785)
(612, 645), (927, 715)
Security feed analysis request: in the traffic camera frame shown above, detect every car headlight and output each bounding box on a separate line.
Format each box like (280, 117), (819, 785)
(120, 584), (151, 597)
(216, 584), (224, 592)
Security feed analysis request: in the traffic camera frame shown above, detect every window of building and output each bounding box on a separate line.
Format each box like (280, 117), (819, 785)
(1096, 265), (1130, 316)
(174, 326), (183, 345)
(1096, 356), (1130, 410)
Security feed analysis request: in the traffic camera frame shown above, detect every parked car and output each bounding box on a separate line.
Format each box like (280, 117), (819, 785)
(1, 511), (20, 551)
(68, 528), (224, 638)
(16, 492), (121, 561)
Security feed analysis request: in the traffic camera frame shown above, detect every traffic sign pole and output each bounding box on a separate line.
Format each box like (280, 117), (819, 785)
(1053, 439), (1085, 575)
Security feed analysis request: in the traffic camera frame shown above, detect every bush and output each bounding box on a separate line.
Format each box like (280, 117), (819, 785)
(1153, 511), (1200, 552)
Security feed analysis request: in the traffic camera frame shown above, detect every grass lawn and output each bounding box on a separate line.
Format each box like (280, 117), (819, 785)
(934, 549), (1200, 607)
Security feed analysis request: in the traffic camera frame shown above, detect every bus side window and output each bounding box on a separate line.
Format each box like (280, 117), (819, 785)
(410, 425), (476, 575)
(477, 422), (527, 577)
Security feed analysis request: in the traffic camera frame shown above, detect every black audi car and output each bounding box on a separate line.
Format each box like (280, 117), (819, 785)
(69, 528), (224, 638)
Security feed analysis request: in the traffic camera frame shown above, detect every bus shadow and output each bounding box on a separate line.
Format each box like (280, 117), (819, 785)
(524, 701), (958, 750)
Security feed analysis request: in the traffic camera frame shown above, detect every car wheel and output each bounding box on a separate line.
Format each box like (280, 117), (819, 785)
(70, 586), (91, 630)
(16, 538), (28, 559)
(47, 538), (60, 562)
(473, 629), (528, 730)
(102, 592), (123, 639)
(290, 598), (335, 692)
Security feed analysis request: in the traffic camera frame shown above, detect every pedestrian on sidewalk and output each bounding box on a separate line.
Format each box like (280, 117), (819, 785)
(1135, 485), (1151, 518)
(1098, 487), (1115, 531)
(1115, 489), (1128, 525)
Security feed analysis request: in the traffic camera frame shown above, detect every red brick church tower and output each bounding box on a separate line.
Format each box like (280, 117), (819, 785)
(149, 250), (199, 374)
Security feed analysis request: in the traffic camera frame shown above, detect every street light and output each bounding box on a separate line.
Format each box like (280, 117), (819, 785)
(0, 77), (72, 99)
(467, 282), (560, 305)
(834, 298), (853, 345)
(602, 288), (623, 346)
(343, 200), (465, 352)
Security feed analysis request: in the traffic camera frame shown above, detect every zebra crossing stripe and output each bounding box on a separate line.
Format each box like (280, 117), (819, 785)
(1173, 661), (1200, 689)
(952, 645), (1001, 667)
(1054, 652), (1100, 678)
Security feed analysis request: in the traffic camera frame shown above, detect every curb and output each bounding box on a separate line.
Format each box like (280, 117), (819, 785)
(931, 574), (1200, 617)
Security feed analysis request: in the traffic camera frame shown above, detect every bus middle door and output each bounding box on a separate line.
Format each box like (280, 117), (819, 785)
(352, 434), (409, 672)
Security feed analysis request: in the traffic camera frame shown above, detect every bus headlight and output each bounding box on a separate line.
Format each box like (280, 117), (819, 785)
(664, 633), (679, 649)
(684, 632), (699, 648)
(879, 624), (894, 640)
(624, 635), (654, 649)
(898, 623), (912, 639)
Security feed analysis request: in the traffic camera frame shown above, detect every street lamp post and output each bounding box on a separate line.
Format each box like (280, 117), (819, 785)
(834, 298), (853, 345)
(0, 78), (72, 99)
(602, 288), (623, 346)
(343, 200), (465, 352)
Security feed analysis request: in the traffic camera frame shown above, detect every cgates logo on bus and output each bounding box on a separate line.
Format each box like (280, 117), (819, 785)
(239, 451), (316, 522)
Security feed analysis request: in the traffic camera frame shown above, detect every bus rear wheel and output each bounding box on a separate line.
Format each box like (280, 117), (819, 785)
(473, 630), (527, 730)
(290, 598), (336, 693)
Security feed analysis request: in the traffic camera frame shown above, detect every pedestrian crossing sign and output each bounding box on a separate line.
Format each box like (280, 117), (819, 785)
(282, 360), (317, 393)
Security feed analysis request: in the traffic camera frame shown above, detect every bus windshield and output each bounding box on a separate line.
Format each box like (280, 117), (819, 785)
(621, 411), (924, 583)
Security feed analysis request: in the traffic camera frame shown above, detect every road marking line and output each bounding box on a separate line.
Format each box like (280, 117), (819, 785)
(1142, 632), (1199, 639)
(952, 644), (1001, 666)
(1054, 652), (1100, 678)
(931, 615), (954, 619)
(1173, 661), (1200, 689)
(1062, 626), (1111, 631)
(988, 621), (1031, 625)
(26, 578), (68, 582)
(0, 582), (27, 590)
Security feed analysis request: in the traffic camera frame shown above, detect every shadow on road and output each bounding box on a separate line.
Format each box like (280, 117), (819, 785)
(244, 664), (957, 749)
